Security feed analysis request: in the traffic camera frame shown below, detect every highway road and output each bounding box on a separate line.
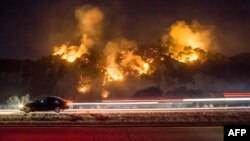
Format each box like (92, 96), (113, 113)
(2, 97), (250, 114)
(0, 106), (244, 141)
(0, 126), (223, 141)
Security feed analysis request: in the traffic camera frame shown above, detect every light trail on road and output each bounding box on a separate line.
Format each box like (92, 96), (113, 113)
(0, 106), (250, 115)
(72, 101), (159, 105)
(183, 97), (250, 102)
(0, 97), (250, 114)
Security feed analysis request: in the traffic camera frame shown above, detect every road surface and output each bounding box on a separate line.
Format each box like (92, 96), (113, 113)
(0, 107), (242, 141)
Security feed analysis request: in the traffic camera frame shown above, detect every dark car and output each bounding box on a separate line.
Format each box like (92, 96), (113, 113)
(20, 96), (72, 113)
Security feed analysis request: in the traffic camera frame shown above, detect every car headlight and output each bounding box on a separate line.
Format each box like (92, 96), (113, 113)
(18, 104), (24, 109)
(66, 101), (72, 106)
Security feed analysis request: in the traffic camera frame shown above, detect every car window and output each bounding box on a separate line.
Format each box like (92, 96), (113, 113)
(54, 100), (60, 104)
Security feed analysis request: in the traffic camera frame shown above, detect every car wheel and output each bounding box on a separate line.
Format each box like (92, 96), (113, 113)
(54, 107), (61, 113)
(24, 107), (30, 113)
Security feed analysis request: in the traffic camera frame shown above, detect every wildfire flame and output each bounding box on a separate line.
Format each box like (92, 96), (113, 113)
(77, 76), (91, 93)
(162, 21), (213, 63)
(104, 67), (124, 84)
(52, 6), (103, 63)
(103, 38), (152, 85)
(101, 90), (109, 98)
(77, 84), (91, 93)
(139, 63), (149, 75)
(52, 37), (88, 63)
(50, 5), (216, 99)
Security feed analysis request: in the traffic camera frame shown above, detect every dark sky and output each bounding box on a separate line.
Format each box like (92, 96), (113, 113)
(0, 0), (249, 59)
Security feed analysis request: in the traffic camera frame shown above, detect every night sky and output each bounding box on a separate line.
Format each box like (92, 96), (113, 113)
(0, 0), (249, 59)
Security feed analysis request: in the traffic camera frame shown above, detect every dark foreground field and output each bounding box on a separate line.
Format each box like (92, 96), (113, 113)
(0, 108), (250, 126)
(0, 126), (223, 141)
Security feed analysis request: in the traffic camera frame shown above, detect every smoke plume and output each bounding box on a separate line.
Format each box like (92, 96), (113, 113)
(75, 5), (104, 46)
(52, 6), (104, 62)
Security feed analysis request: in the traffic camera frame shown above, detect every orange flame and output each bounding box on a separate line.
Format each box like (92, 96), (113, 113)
(53, 44), (88, 63)
(103, 67), (124, 85)
(101, 90), (109, 98)
(162, 21), (213, 63)
(77, 76), (91, 94)
(77, 84), (91, 93)
(103, 38), (152, 85)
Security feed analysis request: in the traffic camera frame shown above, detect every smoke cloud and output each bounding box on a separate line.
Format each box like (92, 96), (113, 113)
(75, 5), (104, 46)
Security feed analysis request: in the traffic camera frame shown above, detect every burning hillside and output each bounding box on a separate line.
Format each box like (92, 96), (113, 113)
(52, 6), (157, 98)
(50, 6), (220, 99)
(1, 52), (250, 102)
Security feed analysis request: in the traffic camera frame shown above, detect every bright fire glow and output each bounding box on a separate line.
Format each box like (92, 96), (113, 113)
(103, 58), (151, 85)
(101, 90), (109, 98)
(103, 68), (124, 85)
(50, 6), (158, 98)
(51, 6), (216, 99)
(139, 63), (149, 74)
(132, 61), (150, 75)
(77, 84), (91, 93)
(52, 35), (89, 63)
(178, 53), (199, 62)
(77, 77), (91, 93)
(52, 6), (103, 63)
(162, 21), (213, 63)
(103, 38), (152, 85)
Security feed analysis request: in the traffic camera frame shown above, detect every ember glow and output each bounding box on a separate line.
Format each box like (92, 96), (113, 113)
(77, 76), (92, 93)
(101, 90), (109, 98)
(162, 21), (213, 63)
(77, 83), (91, 93)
